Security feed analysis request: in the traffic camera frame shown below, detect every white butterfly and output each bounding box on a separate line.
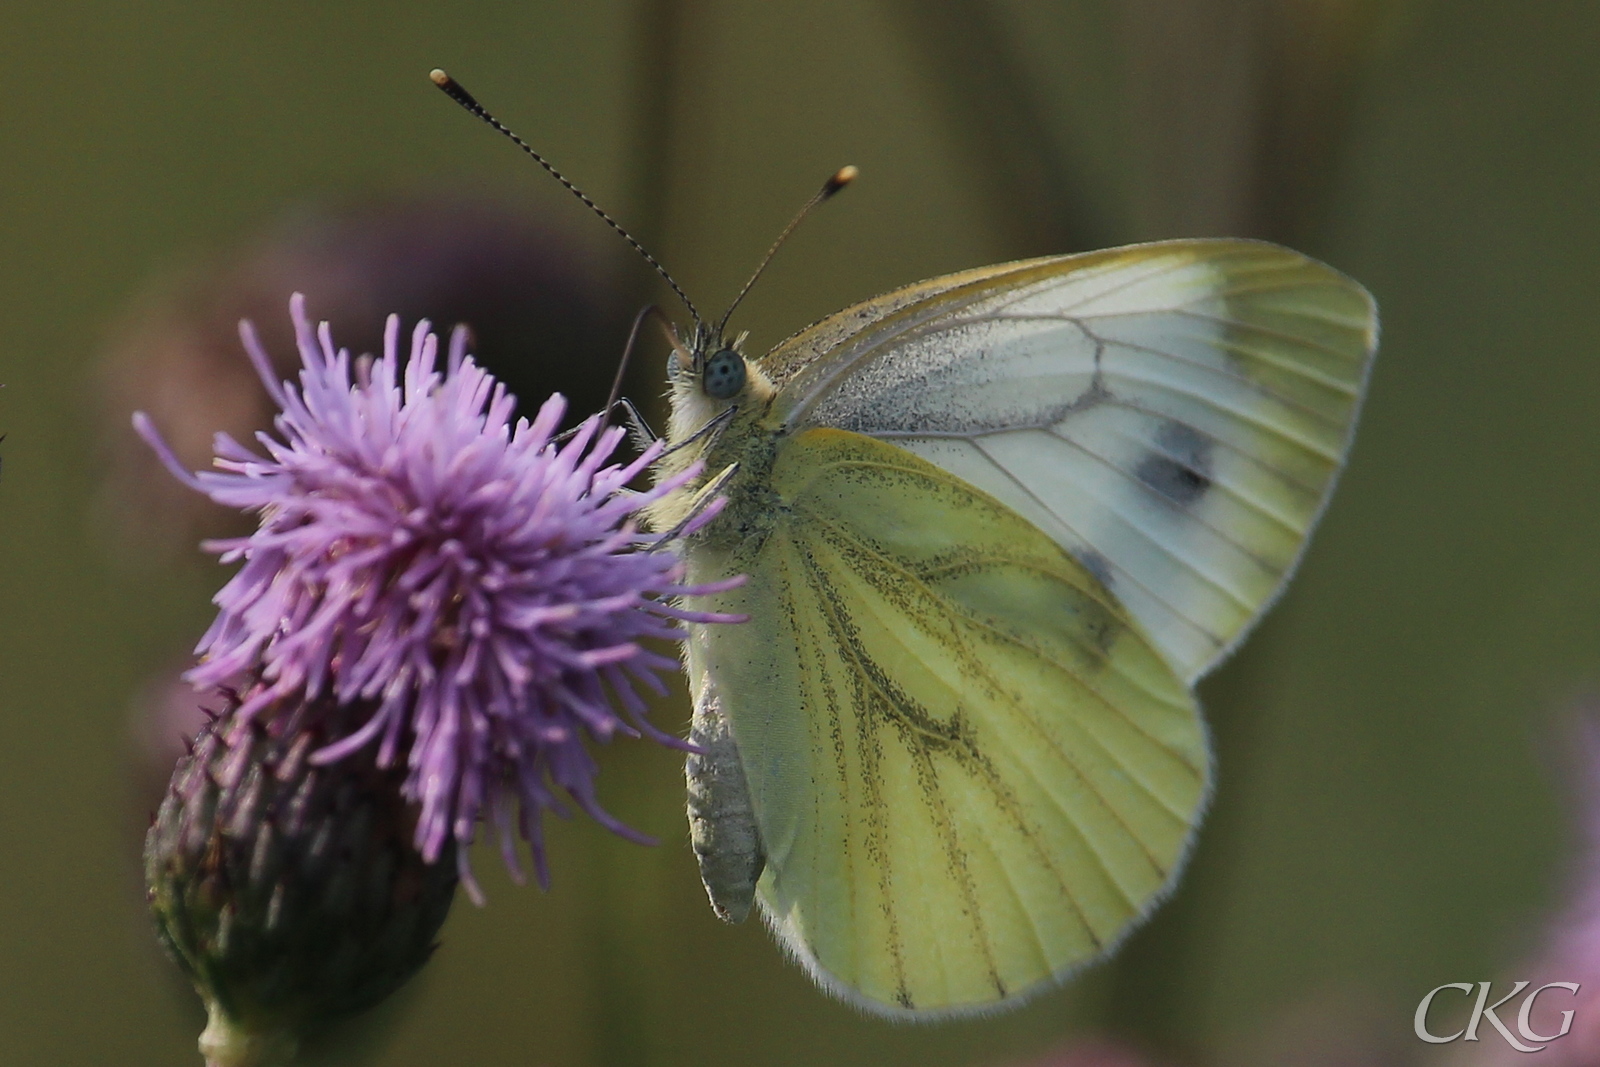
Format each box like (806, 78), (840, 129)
(650, 238), (1377, 1017)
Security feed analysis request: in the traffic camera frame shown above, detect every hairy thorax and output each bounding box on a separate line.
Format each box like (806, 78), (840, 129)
(645, 358), (786, 559)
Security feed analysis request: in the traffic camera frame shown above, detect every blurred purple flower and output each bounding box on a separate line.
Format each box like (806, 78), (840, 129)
(1440, 716), (1600, 1067)
(1442, 714), (1600, 1066)
(95, 195), (627, 560)
(135, 293), (738, 902)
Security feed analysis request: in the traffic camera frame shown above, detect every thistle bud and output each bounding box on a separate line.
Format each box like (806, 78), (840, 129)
(145, 691), (457, 1067)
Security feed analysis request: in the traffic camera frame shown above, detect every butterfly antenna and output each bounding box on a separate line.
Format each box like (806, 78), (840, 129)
(430, 69), (702, 327)
(714, 165), (858, 339)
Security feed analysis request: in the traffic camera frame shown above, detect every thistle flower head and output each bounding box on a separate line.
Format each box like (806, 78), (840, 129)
(136, 294), (736, 900)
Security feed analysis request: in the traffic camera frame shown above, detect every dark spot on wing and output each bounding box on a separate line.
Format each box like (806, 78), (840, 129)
(1074, 548), (1114, 591)
(1135, 421), (1212, 507)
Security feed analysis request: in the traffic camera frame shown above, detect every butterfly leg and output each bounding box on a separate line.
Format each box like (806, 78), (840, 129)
(658, 461), (741, 542)
(609, 396), (657, 450)
(657, 403), (736, 461)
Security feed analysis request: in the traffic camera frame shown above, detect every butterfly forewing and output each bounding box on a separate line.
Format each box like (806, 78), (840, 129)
(762, 240), (1377, 683)
(686, 429), (1207, 1016)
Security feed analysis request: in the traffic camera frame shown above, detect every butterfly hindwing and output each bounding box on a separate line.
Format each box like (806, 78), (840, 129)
(685, 428), (1207, 1016)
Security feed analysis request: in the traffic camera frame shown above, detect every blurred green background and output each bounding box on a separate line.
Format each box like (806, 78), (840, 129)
(4, 1), (1600, 1064)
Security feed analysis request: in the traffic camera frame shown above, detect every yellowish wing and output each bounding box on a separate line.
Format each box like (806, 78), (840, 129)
(683, 428), (1208, 1017)
(761, 240), (1378, 683)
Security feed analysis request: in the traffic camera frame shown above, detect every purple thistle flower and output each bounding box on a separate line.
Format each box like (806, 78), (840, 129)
(135, 293), (739, 902)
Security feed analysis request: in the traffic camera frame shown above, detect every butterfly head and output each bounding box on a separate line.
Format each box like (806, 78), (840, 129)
(670, 323), (765, 407)
(660, 323), (769, 456)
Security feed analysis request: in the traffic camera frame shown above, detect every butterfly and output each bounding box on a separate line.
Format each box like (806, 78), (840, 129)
(425, 70), (1377, 1019)
(645, 229), (1377, 1019)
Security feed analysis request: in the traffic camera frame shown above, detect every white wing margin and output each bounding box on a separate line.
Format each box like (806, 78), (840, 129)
(771, 240), (1377, 683)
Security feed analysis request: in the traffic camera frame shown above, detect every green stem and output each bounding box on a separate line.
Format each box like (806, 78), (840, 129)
(197, 1002), (298, 1067)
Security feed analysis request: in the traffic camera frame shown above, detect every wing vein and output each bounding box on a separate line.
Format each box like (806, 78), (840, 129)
(806, 506), (1199, 824)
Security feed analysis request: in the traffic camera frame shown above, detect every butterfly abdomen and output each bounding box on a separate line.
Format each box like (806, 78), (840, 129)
(686, 680), (764, 924)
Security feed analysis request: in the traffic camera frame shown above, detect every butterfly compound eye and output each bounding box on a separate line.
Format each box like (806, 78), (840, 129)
(703, 349), (747, 400)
